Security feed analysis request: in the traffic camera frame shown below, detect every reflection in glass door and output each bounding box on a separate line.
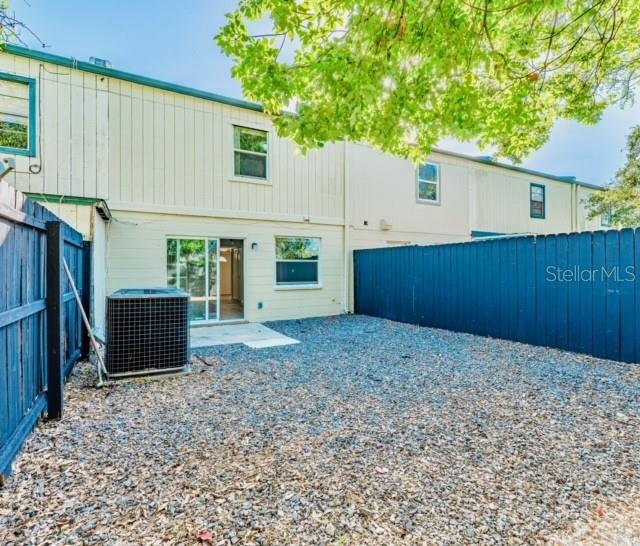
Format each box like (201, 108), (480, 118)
(207, 240), (218, 320)
(167, 238), (219, 322)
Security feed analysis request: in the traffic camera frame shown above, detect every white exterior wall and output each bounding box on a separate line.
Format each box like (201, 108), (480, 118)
(471, 167), (571, 235)
(0, 55), (110, 199)
(347, 145), (472, 249)
(0, 50), (347, 323)
(106, 211), (345, 322)
(32, 201), (94, 240)
(470, 165), (609, 236)
(91, 208), (108, 332)
(104, 81), (344, 224)
(32, 200), (109, 330)
(578, 186), (607, 232)
(0, 52), (344, 226)
(0, 48), (607, 324)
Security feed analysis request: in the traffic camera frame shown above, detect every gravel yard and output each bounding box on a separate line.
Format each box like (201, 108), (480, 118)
(1, 315), (639, 545)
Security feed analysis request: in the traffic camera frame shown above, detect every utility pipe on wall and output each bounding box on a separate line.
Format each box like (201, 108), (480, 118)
(342, 140), (350, 314)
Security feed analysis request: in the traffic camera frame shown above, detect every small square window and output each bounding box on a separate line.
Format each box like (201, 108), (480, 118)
(530, 183), (545, 219)
(0, 73), (36, 156)
(601, 209), (613, 227)
(233, 125), (268, 179)
(275, 237), (320, 286)
(417, 162), (440, 203)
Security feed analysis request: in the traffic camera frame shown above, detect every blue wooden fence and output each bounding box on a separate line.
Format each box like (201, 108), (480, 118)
(0, 181), (88, 476)
(354, 229), (640, 364)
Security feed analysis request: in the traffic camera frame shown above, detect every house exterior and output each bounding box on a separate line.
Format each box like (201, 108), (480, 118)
(0, 44), (606, 328)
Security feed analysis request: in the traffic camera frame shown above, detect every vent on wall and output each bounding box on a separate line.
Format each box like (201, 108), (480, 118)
(380, 219), (393, 231)
(89, 56), (112, 69)
(105, 288), (190, 378)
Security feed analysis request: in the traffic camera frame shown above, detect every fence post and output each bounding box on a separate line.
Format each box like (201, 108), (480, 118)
(80, 241), (92, 359)
(46, 221), (63, 419)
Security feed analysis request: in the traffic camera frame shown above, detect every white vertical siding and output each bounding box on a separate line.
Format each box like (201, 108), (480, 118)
(2, 49), (599, 237)
(34, 201), (93, 240)
(106, 211), (345, 322)
(578, 186), (608, 231)
(0, 52), (345, 223)
(469, 162), (584, 235)
(347, 144), (471, 246)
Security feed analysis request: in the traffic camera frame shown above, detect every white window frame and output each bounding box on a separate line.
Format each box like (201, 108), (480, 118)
(416, 162), (441, 205)
(231, 123), (270, 184)
(166, 237), (220, 323)
(274, 236), (322, 289)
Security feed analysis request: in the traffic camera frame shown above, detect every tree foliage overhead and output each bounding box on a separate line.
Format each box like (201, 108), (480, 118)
(0, 1), (19, 44)
(587, 126), (640, 227)
(217, 0), (640, 162)
(0, 1), (44, 47)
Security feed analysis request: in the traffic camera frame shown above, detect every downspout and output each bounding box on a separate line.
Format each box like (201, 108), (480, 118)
(342, 140), (350, 314)
(571, 184), (580, 231)
(569, 183), (575, 231)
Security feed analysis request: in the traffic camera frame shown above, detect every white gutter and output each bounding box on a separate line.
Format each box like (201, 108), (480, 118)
(342, 140), (351, 314)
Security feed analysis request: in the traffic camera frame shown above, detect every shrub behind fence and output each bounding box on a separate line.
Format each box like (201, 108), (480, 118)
(354, 229), (640, 364)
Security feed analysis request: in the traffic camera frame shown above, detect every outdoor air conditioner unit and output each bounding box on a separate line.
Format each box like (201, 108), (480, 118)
(105, 288), (190, 378)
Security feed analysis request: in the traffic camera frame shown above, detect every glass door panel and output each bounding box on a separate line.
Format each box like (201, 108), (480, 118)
(207, 239), (218, 321)
(167, 238), (220, 322)
(179, 239), (206, 321)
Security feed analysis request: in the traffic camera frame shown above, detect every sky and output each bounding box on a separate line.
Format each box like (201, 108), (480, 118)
(7, 0), (640, 187)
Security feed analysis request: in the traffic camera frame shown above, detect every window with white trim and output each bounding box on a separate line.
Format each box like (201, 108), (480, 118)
(417, 162), (440, 203)
(275, 237), (320, 286)
(233, 125), (268, 179)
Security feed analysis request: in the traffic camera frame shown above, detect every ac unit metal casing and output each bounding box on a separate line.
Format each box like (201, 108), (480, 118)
(105, 288), (190, 378)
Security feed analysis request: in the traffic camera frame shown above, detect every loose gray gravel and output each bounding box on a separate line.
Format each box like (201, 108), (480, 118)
(1, 315), (639, 545)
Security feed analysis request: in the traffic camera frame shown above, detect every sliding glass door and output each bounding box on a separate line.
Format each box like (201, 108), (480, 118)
(167, 238), (219, 322)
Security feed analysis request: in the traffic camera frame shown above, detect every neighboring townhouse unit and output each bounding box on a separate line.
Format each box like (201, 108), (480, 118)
(0, 44), (606, 328)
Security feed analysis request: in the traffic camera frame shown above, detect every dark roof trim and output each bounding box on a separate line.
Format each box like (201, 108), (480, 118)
(2, 43), (263, 113)
(471, 230), (505, 238)
(25, 192), (112, 220)
(432, 148), (602, 190)
(3, 44), (602, 190)
(471, 230), (534, 240)
(25, 192), (101, 206)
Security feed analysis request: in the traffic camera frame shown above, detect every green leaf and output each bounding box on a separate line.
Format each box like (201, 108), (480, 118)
(216, 0), (640, 163)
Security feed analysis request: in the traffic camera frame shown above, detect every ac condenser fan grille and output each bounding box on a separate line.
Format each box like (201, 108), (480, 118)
(105, 289), (189, 377)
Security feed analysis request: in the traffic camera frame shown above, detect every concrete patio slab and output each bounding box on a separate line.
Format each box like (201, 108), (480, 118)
(190, 322), (299, 349)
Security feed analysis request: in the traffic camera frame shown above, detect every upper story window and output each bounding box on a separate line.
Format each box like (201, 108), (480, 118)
(601, 209), (613, 227)
(233, 125), (268, 180)
(275, 237), (320, 287)
(530, 183), (545, 219)
(0, 73), (36, 157)
(417, 162), (440, 203)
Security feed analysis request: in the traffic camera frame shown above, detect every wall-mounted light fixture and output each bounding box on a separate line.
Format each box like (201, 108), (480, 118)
(251, 242), (259, 251)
